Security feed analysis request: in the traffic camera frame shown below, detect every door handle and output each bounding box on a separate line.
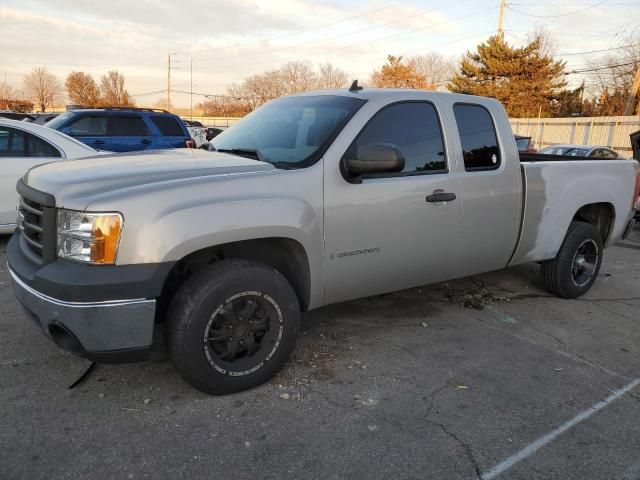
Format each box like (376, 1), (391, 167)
(141, 139), (152, 145)
(426, 190), (456, 203)
(93, 140), (105, 145)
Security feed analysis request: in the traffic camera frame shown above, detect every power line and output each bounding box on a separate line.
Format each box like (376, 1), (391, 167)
(196, 0), (470, 64)
(508, 0), (609, 17)
(191, 5), (499, 72)
(192, 1), (406, 57)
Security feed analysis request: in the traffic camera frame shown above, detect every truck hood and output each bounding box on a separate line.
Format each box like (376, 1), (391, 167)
(23, 149), (276, 207)
(631, 130), (640, 161)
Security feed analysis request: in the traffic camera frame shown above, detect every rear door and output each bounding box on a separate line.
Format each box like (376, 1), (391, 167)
(149, 115), (188, 148)
(0, 126), (62, 226)
(108, 114), (154, 152)
(65, 114), (110, 150)
(446, 101), (522, 276)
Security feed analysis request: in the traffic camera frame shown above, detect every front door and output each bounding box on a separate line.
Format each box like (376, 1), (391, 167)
(323, 100), (462, 305)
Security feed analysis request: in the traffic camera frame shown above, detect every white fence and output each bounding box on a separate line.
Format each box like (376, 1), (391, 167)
(189, 117), (242, 128)
(510, 116), (640, 157)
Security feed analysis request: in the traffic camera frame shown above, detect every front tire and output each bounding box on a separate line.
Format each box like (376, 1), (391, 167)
(541, 221), (603, 298)
(165, 259), (300, 394)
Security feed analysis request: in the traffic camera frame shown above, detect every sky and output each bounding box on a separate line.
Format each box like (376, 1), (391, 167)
(1, 0), (639, 108)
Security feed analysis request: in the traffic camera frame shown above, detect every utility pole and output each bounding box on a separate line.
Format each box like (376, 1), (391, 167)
(167, 53), (180, 112)
(623, 66), (640, 116)
(190, 58), (193, 120)
(167, 53), (171, 112)
(498, 0), (507, 34)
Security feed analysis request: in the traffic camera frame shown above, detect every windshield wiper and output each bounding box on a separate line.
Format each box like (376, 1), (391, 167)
(216, 148), (265, 162)
(214, 147), (295, 170)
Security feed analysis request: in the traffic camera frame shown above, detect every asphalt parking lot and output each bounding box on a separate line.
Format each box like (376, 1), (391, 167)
(1, 229), (640, 480)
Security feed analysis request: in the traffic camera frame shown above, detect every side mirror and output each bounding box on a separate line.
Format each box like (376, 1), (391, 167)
(60, 127), (73, 135)
(345, 143), (405, 176)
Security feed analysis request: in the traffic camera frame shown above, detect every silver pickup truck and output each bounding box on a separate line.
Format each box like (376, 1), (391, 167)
(8, 87), (640, 394)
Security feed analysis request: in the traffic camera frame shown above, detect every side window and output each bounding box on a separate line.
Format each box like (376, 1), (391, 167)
(453, 104), (500, 171)
(109, 116), (151, 136)
(348, 102), (446, 175)
(26, 134), (61, 158)
(67, 116), (107, 136)
(0, 127), (25, 156)
(150, 116), (185, 136)
(602, 149), (617, 159)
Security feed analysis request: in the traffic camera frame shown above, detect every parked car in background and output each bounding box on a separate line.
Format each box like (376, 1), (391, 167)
(515, 135), (536, 153)
(0, 111), (36, 122)
(8, 88), (639, 394)
(539, 144), (619, 159)
(0, 118), (103, 232)
(206, 127), (223, 141)
(632, 130), (640, 221)
(46, 108), (194, 152)
(183, 119), (207, 148)
(30, 113), (60, 125)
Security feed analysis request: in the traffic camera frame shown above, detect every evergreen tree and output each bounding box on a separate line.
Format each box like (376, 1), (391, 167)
(448, 33), (566, 118)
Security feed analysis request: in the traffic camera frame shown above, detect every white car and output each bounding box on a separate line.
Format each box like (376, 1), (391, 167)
(0, 119), (102, 233)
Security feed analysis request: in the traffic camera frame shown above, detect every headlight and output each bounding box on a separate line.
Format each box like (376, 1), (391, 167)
(57, 209), (123, 264)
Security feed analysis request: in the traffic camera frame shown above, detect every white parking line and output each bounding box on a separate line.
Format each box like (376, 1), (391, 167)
(481, 378), (640, 480)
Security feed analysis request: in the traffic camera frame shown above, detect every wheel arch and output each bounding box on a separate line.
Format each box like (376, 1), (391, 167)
(572, 202), (615, 245)
(158, 237), (312, 319)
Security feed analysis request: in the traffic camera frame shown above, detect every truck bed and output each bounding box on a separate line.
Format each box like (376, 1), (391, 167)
(509, 156), (638, 266)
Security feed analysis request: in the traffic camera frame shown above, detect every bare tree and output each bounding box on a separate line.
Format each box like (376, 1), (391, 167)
(100, 70), (134, 107)
(23, 67), (62, 112)
(65, 71), (101, 107)
(316, 63), (349, 89)
(0, 82), (14, 102)
(585, 34), (640, 115)
(279, 61), (317, 93)
(407, 53), (456, 90)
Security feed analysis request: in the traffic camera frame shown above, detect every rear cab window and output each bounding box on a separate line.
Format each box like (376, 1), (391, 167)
(453, 104), (500, 171)
(150, 116), (186, 137)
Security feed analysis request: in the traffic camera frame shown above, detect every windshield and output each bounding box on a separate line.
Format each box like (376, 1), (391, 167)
(540, 146), (589, 156)
(45, 111), (74, 130)
(211, 95), (366, 168)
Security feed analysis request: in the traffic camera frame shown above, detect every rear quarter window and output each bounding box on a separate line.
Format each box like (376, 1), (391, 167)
(453, 104), (501, 171)
(150, 116), (186, 136)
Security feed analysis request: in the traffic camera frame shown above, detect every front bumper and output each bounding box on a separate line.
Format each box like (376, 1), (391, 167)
(8, 231), (173, 363)
(10, 266), (156, 363)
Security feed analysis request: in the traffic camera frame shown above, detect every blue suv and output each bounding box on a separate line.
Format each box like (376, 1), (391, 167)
(46, 108), (194, 152)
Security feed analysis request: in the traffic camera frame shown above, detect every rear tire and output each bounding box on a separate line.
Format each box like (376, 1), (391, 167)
(165, 259), (300, 395)
(541, 221), (603, 298)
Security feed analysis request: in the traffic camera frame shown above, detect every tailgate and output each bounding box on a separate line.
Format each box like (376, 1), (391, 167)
(631, 130), (639, 160)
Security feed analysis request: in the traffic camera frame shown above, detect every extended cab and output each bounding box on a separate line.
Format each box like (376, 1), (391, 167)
(8, 88), (640, 394)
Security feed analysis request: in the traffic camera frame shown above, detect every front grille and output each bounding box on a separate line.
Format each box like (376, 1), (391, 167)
(16, 180), (56, 265)
(18, 196), (45, 255)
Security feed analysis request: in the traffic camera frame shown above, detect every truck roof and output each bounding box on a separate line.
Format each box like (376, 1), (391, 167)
(292, 87), (501, 106)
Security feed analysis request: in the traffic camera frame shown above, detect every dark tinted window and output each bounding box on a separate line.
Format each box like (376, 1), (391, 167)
(350, 102), (446, 174)
(26, 134), (61, 157)
(67, 115), (107, 136)
(151, 116), (185, 136)
(0, 127), (60, 157)
(454, 104), (500, 170)
(109, 116), (151, 136)
(0, 127), (25, 156)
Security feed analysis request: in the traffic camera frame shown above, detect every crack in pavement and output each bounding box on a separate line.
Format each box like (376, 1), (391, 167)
(434, 421), (482, 479)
